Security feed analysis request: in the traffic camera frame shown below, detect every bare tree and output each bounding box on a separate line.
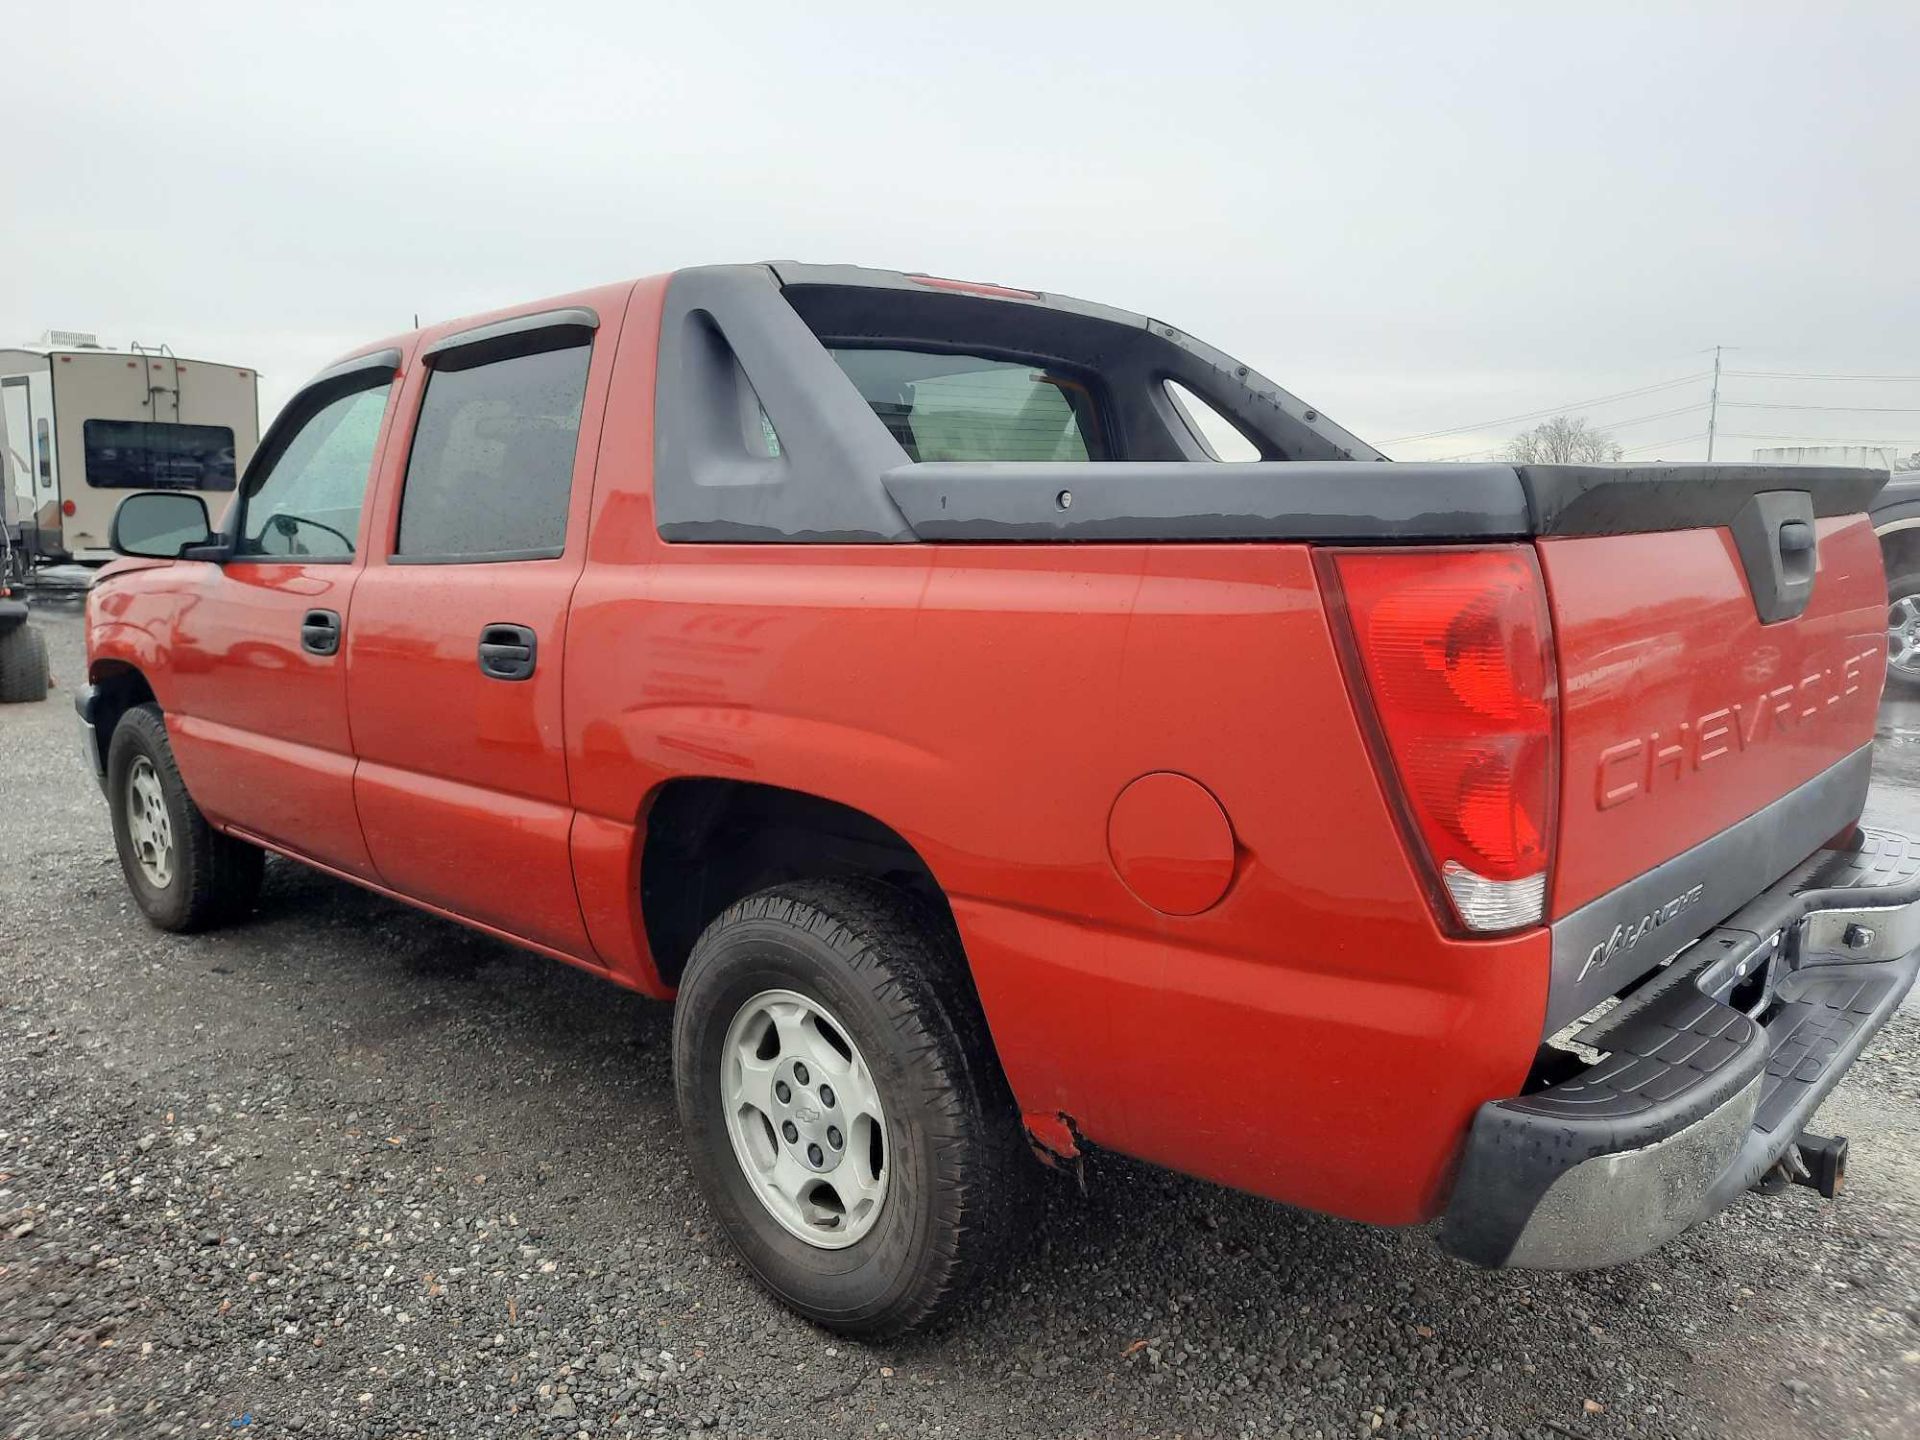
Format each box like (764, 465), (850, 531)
(1501, 415), (1624, 464)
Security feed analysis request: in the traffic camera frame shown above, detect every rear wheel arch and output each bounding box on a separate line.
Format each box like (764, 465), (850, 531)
(636, 777), (957, 990)
(1878, 523), (1920, 582)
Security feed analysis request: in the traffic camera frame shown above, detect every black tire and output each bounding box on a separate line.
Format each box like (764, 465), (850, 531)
(0, 622), (48, 703)
(673, 878), (1034, 1337)
(106, 704), (264, 932)
(1889, 570), (1920, 691)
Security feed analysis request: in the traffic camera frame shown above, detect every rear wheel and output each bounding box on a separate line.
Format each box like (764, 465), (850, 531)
(0, 623), (48, 703)
(672, 878), (1033, 1337)
(1888, 571), (1920, 690)
(107, 704), (264, 931)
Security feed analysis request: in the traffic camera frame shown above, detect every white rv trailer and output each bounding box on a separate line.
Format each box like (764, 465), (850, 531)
(0, 332), (259, 564)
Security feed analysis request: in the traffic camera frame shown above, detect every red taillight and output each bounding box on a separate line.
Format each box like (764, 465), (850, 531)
(1323, 546), (1557, 934)
(62, 499), (77, 517)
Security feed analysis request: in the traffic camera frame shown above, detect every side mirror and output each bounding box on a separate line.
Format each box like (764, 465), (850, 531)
(110, 492), (218, 559)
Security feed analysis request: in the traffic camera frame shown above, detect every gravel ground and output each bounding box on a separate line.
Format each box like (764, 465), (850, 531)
(2, 599), (1917, 1440)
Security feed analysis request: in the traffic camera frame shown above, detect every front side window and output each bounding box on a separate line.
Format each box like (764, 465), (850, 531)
(395, 342), (590, 560)
(236, 381), (391, 558)
(82, 420), (239, 491)
(829, 348), (1107, 462)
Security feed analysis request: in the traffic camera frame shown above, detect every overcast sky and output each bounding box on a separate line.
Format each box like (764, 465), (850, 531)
(7, 2), (1917, 462)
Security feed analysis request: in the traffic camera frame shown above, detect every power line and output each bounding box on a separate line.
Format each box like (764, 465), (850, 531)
(1724, 369), (1920, 383)
(1382, 372), (1708, 445)
(1417, 403), (1708, 461)
(1620, 431), (1709, 457)
(1720, 401), (1920, 414)
(1592, 402), (1710, 430)
(1720, 431), (1917, 446)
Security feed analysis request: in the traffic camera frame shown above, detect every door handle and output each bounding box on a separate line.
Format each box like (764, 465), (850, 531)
(478, 623), (538, 681)
(300, 609), (341, 656)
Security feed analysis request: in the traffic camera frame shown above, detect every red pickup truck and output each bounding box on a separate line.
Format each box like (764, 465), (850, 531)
(81, 264), (1917, 1335)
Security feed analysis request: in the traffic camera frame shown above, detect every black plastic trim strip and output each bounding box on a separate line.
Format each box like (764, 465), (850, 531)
(422, 308), (597, 371)
(882, 462), (1888, 544)
(1544, 745), (1873, 1034)
(1516, 464), (1885, 535)
(387, 547), (565, 566)
(883, 462), (1532, 542)
(309, 347), (402, 388)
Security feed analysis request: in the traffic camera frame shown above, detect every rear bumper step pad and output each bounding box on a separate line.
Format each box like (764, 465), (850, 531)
(1441, 829), (1920, 1270)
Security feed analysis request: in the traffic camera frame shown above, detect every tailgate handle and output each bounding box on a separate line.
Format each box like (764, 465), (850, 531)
(1731, 491), (1817, 625)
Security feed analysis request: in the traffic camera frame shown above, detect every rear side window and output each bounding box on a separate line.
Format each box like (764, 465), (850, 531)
(829, 348), (1107, 462)
(83, 420), (239, 491)
(396, 343), (590, 560)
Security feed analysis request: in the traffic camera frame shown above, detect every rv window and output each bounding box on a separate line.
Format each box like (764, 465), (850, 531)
(82, 420), (238, 491)
(395, 342), (590, 561)
(236, 382), (392, 559)
(828, 348), (1107, 462)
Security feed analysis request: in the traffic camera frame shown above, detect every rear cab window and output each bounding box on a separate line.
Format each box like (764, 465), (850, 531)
(829, 349), (1108, 462)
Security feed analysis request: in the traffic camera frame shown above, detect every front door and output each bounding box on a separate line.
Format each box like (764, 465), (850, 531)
(163, 352), (402, 878)
(346, 310), (614, 959)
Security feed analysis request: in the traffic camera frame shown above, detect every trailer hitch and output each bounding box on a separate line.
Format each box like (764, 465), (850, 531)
(1754, 1131), (1848, 1199)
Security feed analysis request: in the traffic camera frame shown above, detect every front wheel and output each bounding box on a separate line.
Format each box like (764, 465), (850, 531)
(106, 704), (264, 932)
(672, 879), (1033, 1337)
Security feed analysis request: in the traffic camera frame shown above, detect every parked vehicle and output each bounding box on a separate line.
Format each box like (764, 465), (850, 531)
(2, 333), (259, 566)
(0, 524), (49, 702)
(78, 265), (1918, 1335)
(1869, 470), (1920, 687)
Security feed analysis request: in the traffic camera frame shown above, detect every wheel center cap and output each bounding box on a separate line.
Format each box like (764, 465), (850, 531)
(773, 1057), (844, 1174)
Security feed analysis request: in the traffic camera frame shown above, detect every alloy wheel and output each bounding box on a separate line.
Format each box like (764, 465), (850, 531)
(720, 988), (889, 1249)
(125, 756), (175, 889)
(1890, 595), (1920, 678)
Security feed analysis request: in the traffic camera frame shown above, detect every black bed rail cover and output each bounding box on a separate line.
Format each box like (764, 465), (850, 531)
(883, 461), (1889, 544)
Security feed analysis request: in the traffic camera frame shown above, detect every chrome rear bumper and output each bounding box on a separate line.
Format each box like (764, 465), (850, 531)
(1442, 828), (1920, 1270)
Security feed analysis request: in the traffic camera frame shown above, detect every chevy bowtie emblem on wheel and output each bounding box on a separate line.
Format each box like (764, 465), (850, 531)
(1579, 883), (1706, 982)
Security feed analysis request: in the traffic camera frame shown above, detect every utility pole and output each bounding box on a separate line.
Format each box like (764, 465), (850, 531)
(1706, 344), (1722, 461)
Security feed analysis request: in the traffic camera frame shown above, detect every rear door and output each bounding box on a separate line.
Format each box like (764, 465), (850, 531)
(163, 351), (402, 876)
(346, 305), (617, 959)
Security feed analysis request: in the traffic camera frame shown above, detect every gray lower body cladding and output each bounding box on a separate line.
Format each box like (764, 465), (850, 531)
(1544, 745), (1874, 1035)
(1441, 827), (1920, 1270)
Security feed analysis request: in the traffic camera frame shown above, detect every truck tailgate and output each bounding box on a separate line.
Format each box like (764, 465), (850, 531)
(1539, 510), (1886, 1026)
